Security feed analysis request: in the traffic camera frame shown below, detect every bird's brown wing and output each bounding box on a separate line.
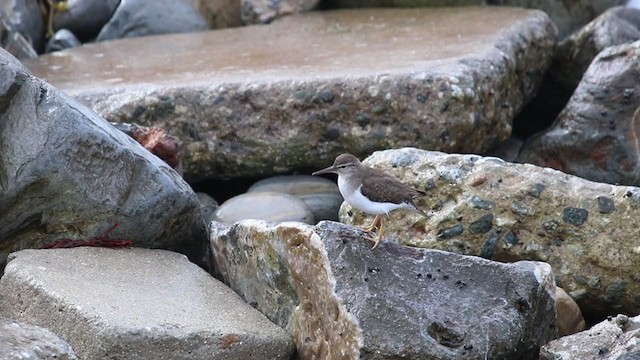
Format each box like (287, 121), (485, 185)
(361, 167), (424, 204)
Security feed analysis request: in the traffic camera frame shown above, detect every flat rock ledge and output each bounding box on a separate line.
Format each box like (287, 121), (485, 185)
(24, 7), (556, 180)
(0, 248), (294, 360)
(340, 147), (640, 318)
(210, 219), (556, 359)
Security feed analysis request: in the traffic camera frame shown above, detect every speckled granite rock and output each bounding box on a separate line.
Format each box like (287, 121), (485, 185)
(0, 248), (294, 360)
(540, 314), (640, 360)
(340, 147), (640, 319)
(0, 318), (78, 360)
(518, 40), (640, 186)
(23, 7), (556, 181)
(210, 219), (556, 359)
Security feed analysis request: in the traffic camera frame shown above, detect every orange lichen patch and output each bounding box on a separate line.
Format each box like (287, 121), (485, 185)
(218, 334), (242, 349)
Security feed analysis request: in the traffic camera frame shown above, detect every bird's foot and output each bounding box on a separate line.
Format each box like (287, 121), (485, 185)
(364, 216), (385, 250)
(360, 214), (382, 233)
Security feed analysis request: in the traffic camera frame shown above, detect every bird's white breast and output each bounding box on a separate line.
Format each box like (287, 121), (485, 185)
(338, 175), (406, 215)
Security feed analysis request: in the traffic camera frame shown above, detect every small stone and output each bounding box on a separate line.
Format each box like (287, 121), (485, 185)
(437, 224), (464, 240)
(597, 196), (616, 214)
(214, 192), (315, 224)
(469, 214), (494, 234)
(469, 195), (495, 210)
(0, 318), (78, 360)
(479, 231), (500, 259)
(45, 29), (82, 53)
(555, 286), (585, 337)
(248, 175), (341, 221)
(562, 207), (589, 226)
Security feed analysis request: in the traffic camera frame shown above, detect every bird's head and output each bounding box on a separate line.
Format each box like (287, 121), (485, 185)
(312, 153), (362, 177)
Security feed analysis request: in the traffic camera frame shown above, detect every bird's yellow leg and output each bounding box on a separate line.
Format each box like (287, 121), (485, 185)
(369, 217), (385, 250)
(361, 214), (381, 233)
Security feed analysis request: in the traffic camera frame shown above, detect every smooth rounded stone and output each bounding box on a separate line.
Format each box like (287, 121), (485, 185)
(248, 175), (338, 195)
(0, 318), (78, 360)
(518, 40), (640, 186)
(248, 175), (342, 221)
(0, 47), (206, 267)
(23, 7), (556, 181)
(52, 0), (120, 41)
(214, 192), (314, 224)
(541, 314), (640, 360)
(45, 29), (82, 53)
(96, 0), (208, 41)
(196, 192), (219, 224)
(555, 286), (585, 337)
(0, 0), (46, 52)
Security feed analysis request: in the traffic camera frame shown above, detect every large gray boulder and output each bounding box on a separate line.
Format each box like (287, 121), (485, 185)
(23, 7), (556, 181)
(0, 248), (294, 360)
(0, 48), (206, 265)
(210, 219), (557, 359)
(339, 147), (640, 319)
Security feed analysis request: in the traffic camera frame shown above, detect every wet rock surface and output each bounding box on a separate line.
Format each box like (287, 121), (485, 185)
(518, 40), (640, 186)
(341, 147), (640, 319)
(0, 318), (78, 360)
(540, 314), (640, 360)
(0, 248), (294, 360)
(23, 7), (556, 181)
(0, 48), (206, 266)
(210, 219), (556, 360)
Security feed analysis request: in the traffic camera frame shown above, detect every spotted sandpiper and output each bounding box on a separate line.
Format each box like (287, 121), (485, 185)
(313, 153), (429, 249)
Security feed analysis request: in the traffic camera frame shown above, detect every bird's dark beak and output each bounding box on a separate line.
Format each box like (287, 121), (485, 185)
(312, 165), (337, 176)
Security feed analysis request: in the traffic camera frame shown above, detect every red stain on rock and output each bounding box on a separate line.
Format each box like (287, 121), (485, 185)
(219, 334), (242, 349)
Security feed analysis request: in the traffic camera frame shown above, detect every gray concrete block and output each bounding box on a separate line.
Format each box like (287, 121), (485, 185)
(0, 248), (294, 360)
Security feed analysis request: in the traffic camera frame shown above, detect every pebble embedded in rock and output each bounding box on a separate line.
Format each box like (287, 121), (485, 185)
(248, 175), (342, 221)
(562, 207), (589, 226)
(214, 192), (315, 224)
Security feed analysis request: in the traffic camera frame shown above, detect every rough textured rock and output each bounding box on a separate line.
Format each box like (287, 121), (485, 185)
(0, 11), (38, 60)
(0, 318), (78, 360)
(552, 6), (640, 99)
(96, 0), (208, 41)
(514, 6), (640, 137)
(0, 48), (206, 266)
(518, 41), (640, 186)
(214, 192), (315, 224)
(540, 314), (640, 360)
(24, 7), (557, 181)
(242, 0), (319, 24)
(321, 0), (623, 38)
(340, 147), (640, 319)
(0, 248), (294, 360)
(210, 219), (557, 360)
(248, 175), (342, 221)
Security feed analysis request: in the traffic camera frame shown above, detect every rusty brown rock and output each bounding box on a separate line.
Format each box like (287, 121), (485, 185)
(341, 147), (640, 319)
(518, 40), (640, 186)
(23, 7), (556, 181)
